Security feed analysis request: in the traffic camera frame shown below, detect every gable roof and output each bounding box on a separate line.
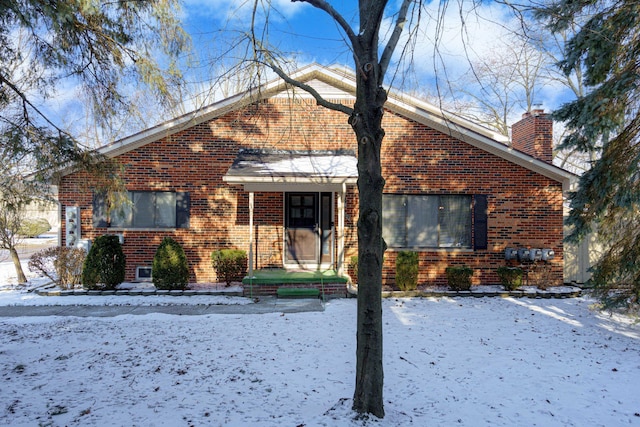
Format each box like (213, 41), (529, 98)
(86, 63), (576, 192)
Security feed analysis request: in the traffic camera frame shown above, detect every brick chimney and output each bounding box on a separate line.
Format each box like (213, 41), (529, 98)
(511, 109), (553, 164)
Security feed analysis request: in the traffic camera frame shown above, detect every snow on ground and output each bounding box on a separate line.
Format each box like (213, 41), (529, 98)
(1, 260), (640, 426)
(0, 258), (249, 307)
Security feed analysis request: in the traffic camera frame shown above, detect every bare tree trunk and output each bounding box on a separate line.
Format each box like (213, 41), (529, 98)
(252, 0), (414, 418)
(350, 59), (387, 419)
(9, 247), (27, 284)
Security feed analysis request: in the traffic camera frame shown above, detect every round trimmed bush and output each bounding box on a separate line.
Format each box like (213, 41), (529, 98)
(211, 249), (247, 286)
(19, 218), (51, 238)
(497, 266), (524, 291)
(153, 237), (189, 290)
(82, 235), (126, 290)
(445, 266), (473, 291)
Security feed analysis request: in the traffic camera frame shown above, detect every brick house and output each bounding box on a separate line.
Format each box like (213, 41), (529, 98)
(56, 64), (575, 293)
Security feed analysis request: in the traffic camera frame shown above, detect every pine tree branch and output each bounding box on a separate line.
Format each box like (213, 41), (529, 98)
(0, 72), (76, 144)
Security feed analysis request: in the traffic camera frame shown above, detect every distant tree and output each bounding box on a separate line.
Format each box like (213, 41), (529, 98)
(537, 0), (640, 309)
(0, 178), (33, 284)
(450, 33), (551, 136)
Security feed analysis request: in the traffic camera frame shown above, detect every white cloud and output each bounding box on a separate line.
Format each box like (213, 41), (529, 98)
(385, 1), (520, 81)
(183, 0), (305, 26)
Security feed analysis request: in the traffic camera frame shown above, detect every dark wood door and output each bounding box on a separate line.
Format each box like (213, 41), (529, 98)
(285, 193), (318, 263)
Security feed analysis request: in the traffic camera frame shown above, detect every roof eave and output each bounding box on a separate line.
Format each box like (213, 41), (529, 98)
(60, 64), (576, 192)
(222, 175), (357, 192)
(384, 96), (576, 192)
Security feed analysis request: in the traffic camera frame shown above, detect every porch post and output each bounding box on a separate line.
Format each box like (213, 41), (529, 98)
(337, 183), (346, 275)
(248, 191), (255, 278)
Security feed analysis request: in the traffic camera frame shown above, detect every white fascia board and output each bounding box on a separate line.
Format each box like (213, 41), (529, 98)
(223, 175), (358, 193)
(95, 92), (252, 159)
(389, 93), (509, 143)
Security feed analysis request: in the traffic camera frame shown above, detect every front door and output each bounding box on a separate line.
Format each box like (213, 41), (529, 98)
(285, 192), (333, 266)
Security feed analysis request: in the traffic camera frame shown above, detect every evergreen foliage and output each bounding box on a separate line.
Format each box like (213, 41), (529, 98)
(445, 266), (473, 291)
(395, 251), (419, 291)
(153, 237), (189, 290)
(81, 235), (126, 290)
(538, 0), (640, 309)
(497, 266), (523, 291)
(211, 249), (247, 286)
(1, 0), (188, 180)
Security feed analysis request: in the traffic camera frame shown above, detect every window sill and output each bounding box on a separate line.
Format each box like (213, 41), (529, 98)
(387, 247), (474, 252)
(105, 227), (179, 232)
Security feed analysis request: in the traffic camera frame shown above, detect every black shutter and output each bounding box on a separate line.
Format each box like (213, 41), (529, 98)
(92, 192), (108, 227)
(176, 192), (190, 228)
(473, 194), (488, 250)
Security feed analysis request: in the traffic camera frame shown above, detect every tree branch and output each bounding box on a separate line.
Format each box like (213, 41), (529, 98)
(380, 0), (413, 77)
(0, 72), (76, 143)
(266, 61), (354, 116)
(292, 0), (360, 48)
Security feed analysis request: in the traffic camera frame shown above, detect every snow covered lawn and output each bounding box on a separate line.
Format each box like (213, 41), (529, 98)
(1, 293), (639, 426)
(1, 257), (639, 425)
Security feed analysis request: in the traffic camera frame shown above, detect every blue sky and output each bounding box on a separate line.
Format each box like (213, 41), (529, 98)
(43, 1), (577, 144)
(178, 0), (575, 113)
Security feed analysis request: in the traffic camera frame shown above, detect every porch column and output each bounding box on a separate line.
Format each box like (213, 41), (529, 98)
(337, 183), (346, 275)
(248, 191), (255, 278)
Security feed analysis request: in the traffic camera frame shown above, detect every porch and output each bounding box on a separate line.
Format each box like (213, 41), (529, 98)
(223, 149), (359, 278)
(242, 268), (350, 298)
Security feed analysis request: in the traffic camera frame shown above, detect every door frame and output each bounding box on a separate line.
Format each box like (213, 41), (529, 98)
(283, 191), (334, 268)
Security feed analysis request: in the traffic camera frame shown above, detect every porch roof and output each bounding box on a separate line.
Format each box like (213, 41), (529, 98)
(223, 149), (358, 192)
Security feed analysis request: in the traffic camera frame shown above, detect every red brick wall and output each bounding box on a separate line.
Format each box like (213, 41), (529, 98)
(511, 110), (554, 164)
(381, 118), (563, 287)
(58, 98), (564, 287)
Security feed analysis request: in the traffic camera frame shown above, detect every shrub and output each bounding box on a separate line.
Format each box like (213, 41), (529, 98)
(396, 251), (419, 291)
(153, 237), (189, 290)
(19, 218), (51, 238)
(211, 249), (247, 286)
(445, 266), (473, 291)
(81, 235), (126, 290)
(497, 266), (524, 291)
(349, 256), (358, 283)
(28, 246), (86, 289)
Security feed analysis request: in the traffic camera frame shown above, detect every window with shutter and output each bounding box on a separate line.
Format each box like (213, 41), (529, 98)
(382, 194), (473, 249)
